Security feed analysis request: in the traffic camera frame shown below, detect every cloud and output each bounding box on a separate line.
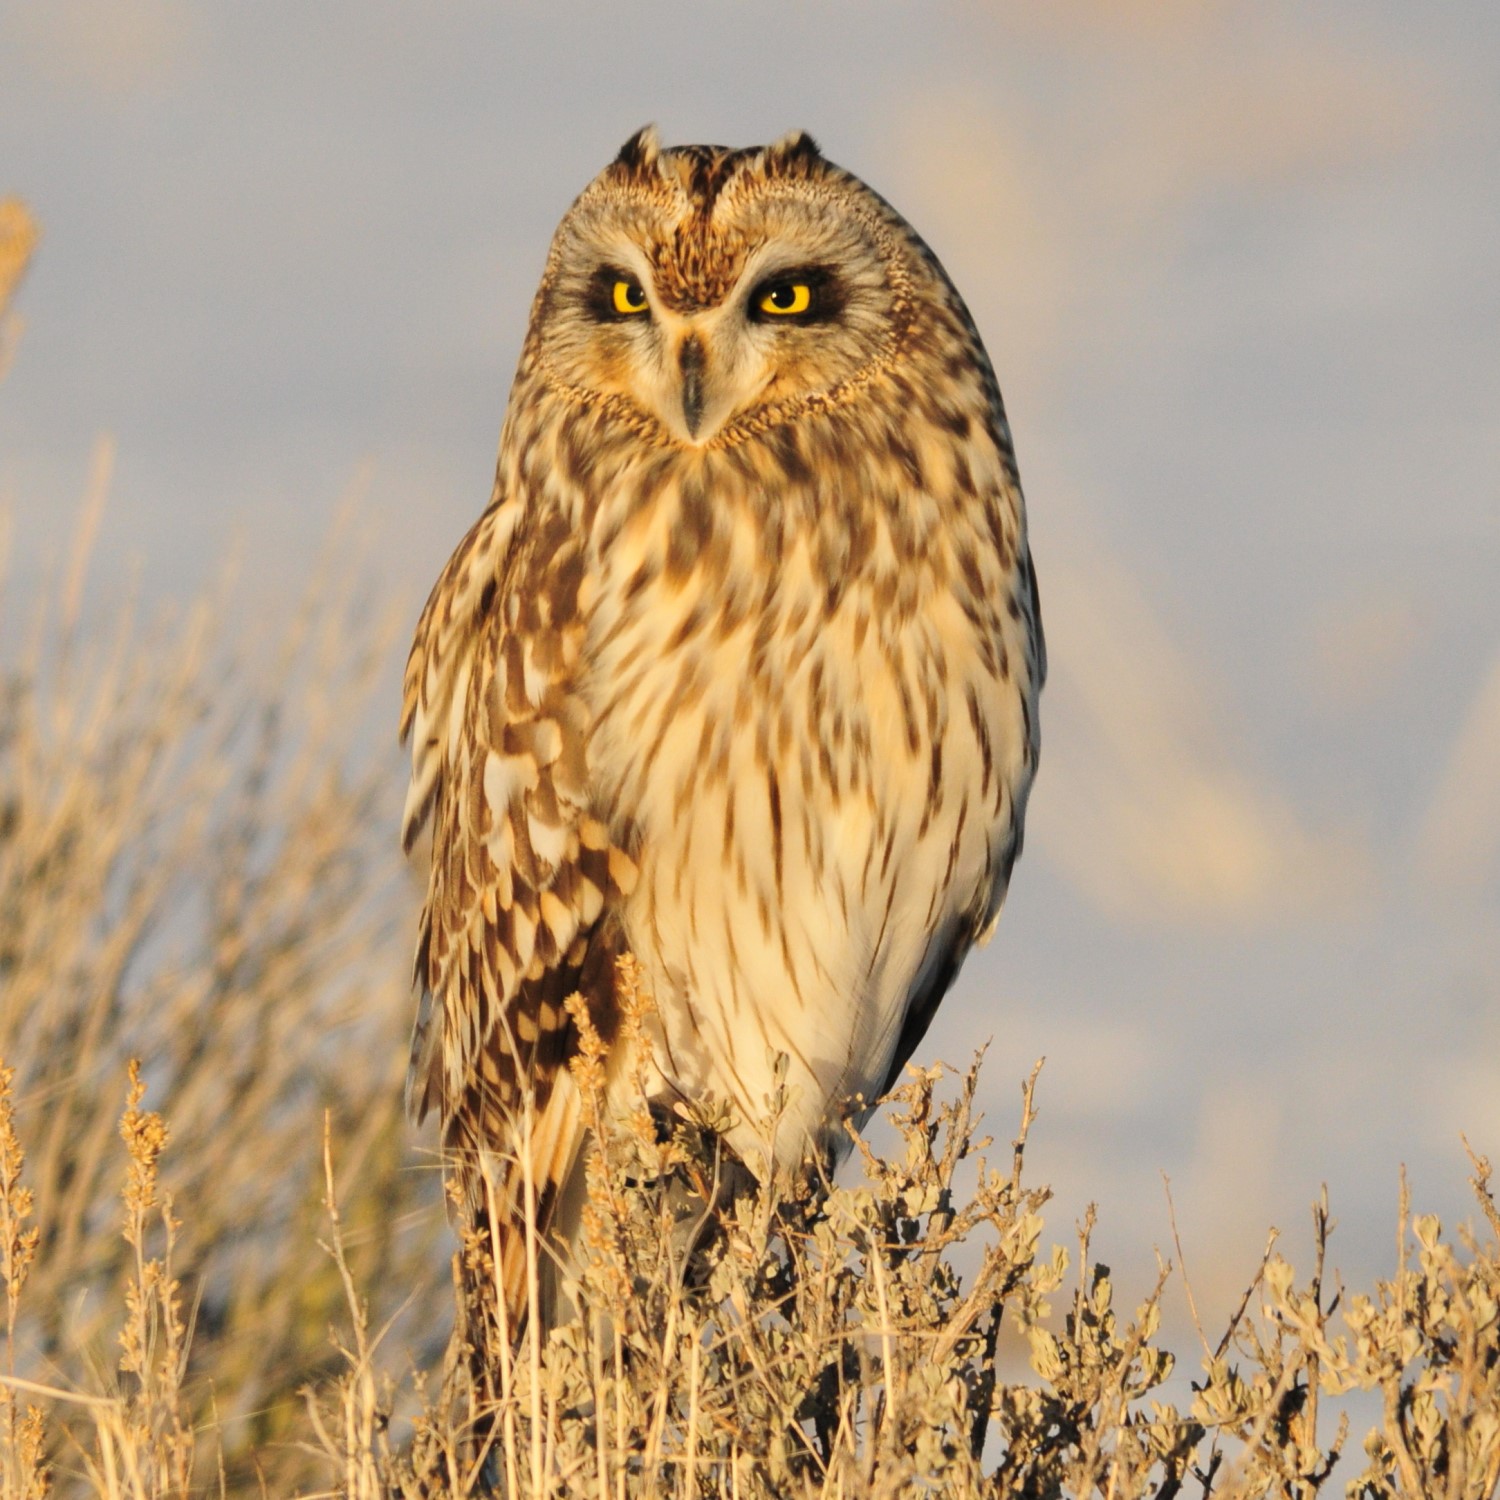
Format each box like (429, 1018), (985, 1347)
(1169, 1078), (1286, 1314)
(1088, 31), (1422, 210)
(1029, 534), (1374, 927)
(13, 0), (203, 100)
(883, 16), (1427, 390)
(1415, 644), (1500, 889)
(1425, 1049), (1500, 1156)
(1304, 588), (1431, 714)
(1014, 1014), (1163, 1119)
(883, 109), (1074, 382)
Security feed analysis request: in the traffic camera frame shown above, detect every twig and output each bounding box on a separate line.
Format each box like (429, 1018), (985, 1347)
(1163, 1172), (1213, 1365)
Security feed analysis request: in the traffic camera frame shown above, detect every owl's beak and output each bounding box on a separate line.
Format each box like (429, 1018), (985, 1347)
(678, 333), (706, 439)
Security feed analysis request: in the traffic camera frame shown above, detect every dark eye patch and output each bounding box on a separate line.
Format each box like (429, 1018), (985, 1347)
(586, 266), (650, 321)
(747, 265), (845, 325)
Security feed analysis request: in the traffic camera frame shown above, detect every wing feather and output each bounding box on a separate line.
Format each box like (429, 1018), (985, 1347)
(400, 481), (632, 1327)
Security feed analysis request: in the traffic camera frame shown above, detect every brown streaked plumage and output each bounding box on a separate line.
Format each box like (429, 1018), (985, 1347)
(401, 126), (1044, 1328)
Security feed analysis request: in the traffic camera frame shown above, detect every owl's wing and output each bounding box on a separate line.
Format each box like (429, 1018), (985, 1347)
(878, 523), (1044, 1101)
(400, 484), (634, 1318)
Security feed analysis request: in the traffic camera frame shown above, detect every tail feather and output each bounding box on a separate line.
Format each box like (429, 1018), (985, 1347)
(463, 1069), (588, 1336)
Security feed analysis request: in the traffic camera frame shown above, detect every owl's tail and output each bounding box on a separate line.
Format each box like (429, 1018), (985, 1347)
(450, 1067), (589, 1355)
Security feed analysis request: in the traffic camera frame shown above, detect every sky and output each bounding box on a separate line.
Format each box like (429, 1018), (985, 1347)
(3, 0), (1499, 1344)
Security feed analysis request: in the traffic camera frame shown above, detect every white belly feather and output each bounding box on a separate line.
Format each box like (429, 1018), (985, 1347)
(587, 521), (1029, 1174)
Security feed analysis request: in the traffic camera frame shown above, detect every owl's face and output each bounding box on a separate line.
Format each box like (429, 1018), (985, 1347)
(527, 129), (920, 447)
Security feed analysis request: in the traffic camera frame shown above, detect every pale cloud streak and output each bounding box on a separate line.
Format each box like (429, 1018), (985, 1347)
(1172, 1078), (1285, 1313)
(12, 0), (204, 100)
(1415, 644), (1500, 890)
(1030, 534), (1374, 926)
(1303, 588), (1431, 715)
(887, 13), (1428, 375)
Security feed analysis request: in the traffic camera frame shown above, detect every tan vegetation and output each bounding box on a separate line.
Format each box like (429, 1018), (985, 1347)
(3, 202), (1499, 1498)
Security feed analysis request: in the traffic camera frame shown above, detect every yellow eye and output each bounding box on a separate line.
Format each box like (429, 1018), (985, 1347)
(612, 279), (649, 315)
(759, 282), (812, 316)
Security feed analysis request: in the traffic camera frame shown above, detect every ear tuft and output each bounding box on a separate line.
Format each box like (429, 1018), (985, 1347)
(764, 129), (822, 171)
(614, 124), (662, 175)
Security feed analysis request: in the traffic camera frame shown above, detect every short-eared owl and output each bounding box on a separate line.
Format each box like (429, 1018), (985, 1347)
(401, 127), (1043, 1321)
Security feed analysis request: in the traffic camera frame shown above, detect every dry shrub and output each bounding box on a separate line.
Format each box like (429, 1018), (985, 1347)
(0, 200), (447, 1495)
(4, 1033), (1499, 1498)
(304, 1031), (1500, 1500)
(0, 200), (40, 383)
(0, 520), (453, 1490)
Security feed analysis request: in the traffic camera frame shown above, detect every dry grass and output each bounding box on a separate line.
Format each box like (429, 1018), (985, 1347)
(3, 200), (1499, 1498)
(0, 204), (447, 1495)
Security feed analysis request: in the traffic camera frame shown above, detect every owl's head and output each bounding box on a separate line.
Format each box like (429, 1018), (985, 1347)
(525, 128), (942, 448)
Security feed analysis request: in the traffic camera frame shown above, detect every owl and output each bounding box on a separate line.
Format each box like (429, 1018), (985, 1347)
(401, 127), (1043, 1327)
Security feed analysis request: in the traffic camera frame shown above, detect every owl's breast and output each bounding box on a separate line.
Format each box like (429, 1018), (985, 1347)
(578, 458), (1036, 1171)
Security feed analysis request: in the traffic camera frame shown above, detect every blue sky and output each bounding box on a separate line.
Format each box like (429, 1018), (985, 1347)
(3, 0), (1498, 1334)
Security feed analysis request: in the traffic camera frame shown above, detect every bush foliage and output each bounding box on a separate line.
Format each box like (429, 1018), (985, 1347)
(2, 199), (1498, 1498)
